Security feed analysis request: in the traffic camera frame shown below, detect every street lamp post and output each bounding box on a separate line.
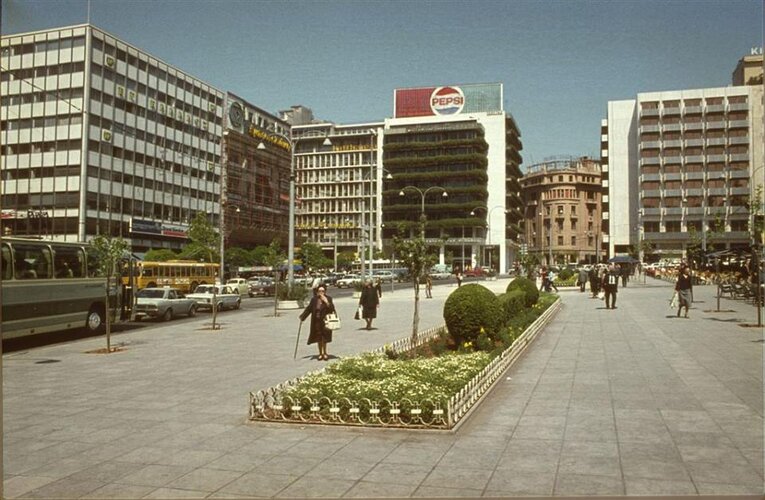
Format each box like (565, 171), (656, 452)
(258, 131), (332, 290)
(399, 185), (448, 238)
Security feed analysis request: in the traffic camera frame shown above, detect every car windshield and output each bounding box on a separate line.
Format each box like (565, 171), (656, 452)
(137, 289), (166, 298)
(194, 285), (217, 294)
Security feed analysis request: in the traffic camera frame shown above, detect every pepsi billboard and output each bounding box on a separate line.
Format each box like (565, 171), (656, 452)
(394, 83), (503, 118)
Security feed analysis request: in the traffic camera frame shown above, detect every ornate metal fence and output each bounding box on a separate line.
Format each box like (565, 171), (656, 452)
(249, 298), (561, 429)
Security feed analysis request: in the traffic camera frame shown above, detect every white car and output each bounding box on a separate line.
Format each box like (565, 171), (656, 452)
(336, 274), (361, 288)
(226, 278), (249, 296)
(186, 284), (241, 311)
(372, 270), (395, 283)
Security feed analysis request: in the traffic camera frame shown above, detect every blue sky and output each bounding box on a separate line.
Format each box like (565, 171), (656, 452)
(2, 0), (762, 165)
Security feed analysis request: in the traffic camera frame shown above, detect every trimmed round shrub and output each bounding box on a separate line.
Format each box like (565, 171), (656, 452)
(559, 268), (574, 280)
(506, 276), (539, 307)
(498, 289), (526, 325)
(443, 284), (503, 346)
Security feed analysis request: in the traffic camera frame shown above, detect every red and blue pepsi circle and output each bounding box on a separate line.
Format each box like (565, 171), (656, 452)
(430, 86), (465, 115)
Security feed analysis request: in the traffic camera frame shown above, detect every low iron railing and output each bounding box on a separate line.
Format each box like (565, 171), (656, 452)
(249, 298), (561, 429)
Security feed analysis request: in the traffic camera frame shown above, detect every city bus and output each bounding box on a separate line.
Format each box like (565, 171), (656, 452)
(1, 237), (134, 340)
(124, 260), (219, 293)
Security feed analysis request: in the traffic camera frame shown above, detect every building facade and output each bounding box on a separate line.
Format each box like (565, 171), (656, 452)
(521, 156), (602, 265)
(1, 24), (225, 252)
(382, 83), (524, 273)
(605, 84), (764, 260)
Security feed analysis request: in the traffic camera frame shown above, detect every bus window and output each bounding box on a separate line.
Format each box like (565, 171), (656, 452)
(1, 244), (11, 280)
(53, 245), (84, 278)
(13, 244), (51, 279)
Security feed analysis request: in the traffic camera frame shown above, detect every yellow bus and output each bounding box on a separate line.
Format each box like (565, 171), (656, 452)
(125, 260), (219, 293)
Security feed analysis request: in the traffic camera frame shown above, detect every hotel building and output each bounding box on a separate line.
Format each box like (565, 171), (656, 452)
(520, 156), (602, 265)
(382, 83), (524, 273)
(1, 24), (225, 252)
(604, 83), (764, 259)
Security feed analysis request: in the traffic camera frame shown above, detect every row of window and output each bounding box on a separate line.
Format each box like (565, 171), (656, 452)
(1, 87), (83, 106)
(640, 96), (748, 109)
(1, 61), (86, 82)
(86, 165), (216, 198)
(2, 138), (81, 155)
(641, 179), (747, 189)
(1, 36), (85, 56)
(1, 113), (82, 131)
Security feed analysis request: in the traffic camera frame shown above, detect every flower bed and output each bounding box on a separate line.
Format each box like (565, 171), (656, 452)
(249, 291), (560, 429)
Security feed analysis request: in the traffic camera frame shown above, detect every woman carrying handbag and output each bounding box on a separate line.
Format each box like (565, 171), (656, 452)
(299, 284), (336, 361)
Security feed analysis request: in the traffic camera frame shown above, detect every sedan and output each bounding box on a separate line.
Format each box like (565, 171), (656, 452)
(248, 278), (275, 297)
(186, 284), (241, 311)
(336, 274), (361, 289)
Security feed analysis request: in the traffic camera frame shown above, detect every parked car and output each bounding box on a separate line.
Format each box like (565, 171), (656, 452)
(429, 269), (452, 280)
(372, 270), (395, 283)
(336, 274), (361, 288)
(134, 287), (197, 322)
(463, 268), (485, 278)
(248, 277), (275, 297)
(226, 278), (249, 296)
(186, 284), (241, 311)
(322, 273), (342, 286)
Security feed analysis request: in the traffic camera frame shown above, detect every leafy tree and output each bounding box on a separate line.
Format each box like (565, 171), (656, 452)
(337, 251), (355, 271)
(186, 212), (221, 328)
(89, 234), (130, 352)
(640, 239), (657, 263)
(225, 247), (253, 270)
(392, 222), (438, 357)
(299, 241), (332, 272)
(143, 248), (178, 262)
(251, 245), (272, 266)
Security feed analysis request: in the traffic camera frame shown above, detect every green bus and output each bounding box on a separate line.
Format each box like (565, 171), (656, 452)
(1, 237), (133, 340)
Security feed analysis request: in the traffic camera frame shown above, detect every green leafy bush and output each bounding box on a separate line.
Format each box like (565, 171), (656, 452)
(559, 268), (574, 280)
(506, 276), (539, 307)
(443, 284), (503, 346)
(498, 290), (526, 325)
(277, 283), (309, 304)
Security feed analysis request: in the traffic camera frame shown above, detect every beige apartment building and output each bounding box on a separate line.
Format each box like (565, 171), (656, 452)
(521, 156), (602, 265)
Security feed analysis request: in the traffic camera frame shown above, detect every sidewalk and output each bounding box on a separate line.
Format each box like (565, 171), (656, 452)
(2, 278), (763, 498)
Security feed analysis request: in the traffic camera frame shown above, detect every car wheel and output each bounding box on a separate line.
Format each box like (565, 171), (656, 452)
(235, 300), (241, 310)
(162, 308), (173, 322)
(85, 306), (105, 333)
(216, 302), (223, 312)
(188, 305), (197, 317)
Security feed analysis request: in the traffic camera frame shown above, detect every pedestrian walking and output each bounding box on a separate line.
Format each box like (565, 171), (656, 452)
(299, 284), (336, 361)
(540, 266), (549, 292)
(620, 265), (629, 287)
(589, 265), (599, 298)
(675, 264), (692, 318)
(547, 269), (559, 292)
(456, 272), (463, 287)
(375, 277), (383, 298)
(578, 267), (588, 293)
(601, 263), (620, 309)
(359, 279), (380, 330)
(425, 274), (433, 298)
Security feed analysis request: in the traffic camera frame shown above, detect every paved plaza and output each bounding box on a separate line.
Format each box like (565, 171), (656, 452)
(2, 277), (763, 498)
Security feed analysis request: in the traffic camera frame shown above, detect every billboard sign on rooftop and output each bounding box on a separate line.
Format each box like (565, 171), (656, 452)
(394, 83), (503, 118)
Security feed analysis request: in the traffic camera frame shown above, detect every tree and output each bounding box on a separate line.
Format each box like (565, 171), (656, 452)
(89, 234), (130, 353)
(187, 212), (221, 329)
(263, 239), (286, 316)
(144, 248), (178, 262)
(392, 222), (438, 357)
(225, 247), (253, 270)
(299, 241), (332, 272)
(337, 251), (355, 271)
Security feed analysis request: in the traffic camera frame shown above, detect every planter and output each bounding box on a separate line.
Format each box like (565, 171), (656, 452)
(277, 300), (301, 310)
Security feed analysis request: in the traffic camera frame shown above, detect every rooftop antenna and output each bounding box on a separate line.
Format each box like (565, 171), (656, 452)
(87, 0), (91, 24)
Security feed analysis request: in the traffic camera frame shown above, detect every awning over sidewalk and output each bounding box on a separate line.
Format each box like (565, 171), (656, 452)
(608, 255), (638, 263)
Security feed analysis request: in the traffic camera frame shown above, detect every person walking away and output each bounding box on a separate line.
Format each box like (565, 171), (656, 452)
(547, 269), (559, 292)
(675, 264), (692, 318)
(578, 267), (588, 293)
(601, 263), (620, 309)
(359, 279), (380, 330)
(299, 284), (336, 361)
(620, 264), (629, 287)
(589, 266), (599, 297)
(425, 274), (433, 298)
(456, 271), (463, 288)
(540, 266), (549, 292)
(375, 277), (383, 298)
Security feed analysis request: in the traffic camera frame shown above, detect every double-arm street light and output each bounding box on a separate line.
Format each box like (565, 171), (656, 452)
(399, 186), (448, 238)
(258, 131), (332, 289)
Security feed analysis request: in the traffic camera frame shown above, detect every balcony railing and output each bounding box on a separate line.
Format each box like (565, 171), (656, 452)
(683, 106), (702, 115)
(728, 102), (748, 111)
(641, 157), (660, 165)
(684, 122), (704, 130)
(663, 140), (682, 148)
(640, 124), (660, 133)
(707, 154), (726, 162)
(641, 141), (661, 149)
(640, 108), (660, 117)
(706, 121), (726, 130)
(729, 153), (749, 162)
(662, 123), (682, 131)
(662, 107), (681, 115)
(729, 136), (749, 145)
(729, 120), (749, 128)
(706, 104), (725, 113)
(684, 138), (703, 147)
(705, 137), (726, 146)
(684, 155), (704, 164)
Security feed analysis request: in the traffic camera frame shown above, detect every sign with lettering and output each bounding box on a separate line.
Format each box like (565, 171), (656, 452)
(394, 83), (503, 118)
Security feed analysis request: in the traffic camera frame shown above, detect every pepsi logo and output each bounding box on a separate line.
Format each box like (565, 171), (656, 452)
(430, 86), (465, 115)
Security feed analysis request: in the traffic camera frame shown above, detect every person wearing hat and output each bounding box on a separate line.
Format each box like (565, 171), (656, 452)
(359, 279), (380, 330)
(299, 284), (336, 360)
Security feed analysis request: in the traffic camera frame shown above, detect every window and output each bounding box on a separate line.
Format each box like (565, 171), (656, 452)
(571, 236), (576, 246)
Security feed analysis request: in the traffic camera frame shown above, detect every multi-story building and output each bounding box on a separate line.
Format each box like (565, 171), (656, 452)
(381, 83), (524, 273)
(291, 121), (383, 267)
(732, 47), (764, 86)
(521, 156), (602, 265)
(1, 24), (225, 252)
(605, 83), (764, 260)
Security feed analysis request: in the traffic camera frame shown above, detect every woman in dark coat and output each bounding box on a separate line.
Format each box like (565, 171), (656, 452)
(299, 284), (336, 360)
(359, 279), (380, 330)
(675, 264), (693, 318)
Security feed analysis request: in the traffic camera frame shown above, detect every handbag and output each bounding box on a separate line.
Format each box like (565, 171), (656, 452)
(669, 291), (678, 308)
(324, 312), (341, 330)
(597, 290), (605, 300)
(354, 305), (362, 320)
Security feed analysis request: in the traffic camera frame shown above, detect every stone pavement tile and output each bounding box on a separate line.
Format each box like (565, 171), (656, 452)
(80, 483), (155, 499)
(303, 457), (378, 481)
(275, 475), (356, 498)
(1, 475), (58, 498)
(557, 454), (621, 478)
(253, 454), (324, 476)
(237, 438), (302, 458)
(205, 451), (273, 473)
(437, 446), (503, 469)
(207, 493), (256, 499)
(676, 443), (752, 465)
(696, 481), (765, 495)
(420, 465), (493, 490)
(619, 440), (683, 462)
(521, 399), (570, 416)
(685, 460), (764, 488)
(360, 462), (432, 486)
(413, 485), (484, 497)
(343, 480), (418, 498)
(741, 447), (765, 473)
(660, 409), (724, 433)
(166, 467), (244, 492)
(620, 457), (691, 482)
(19, 477), (104, 499)
(142, 487), (210, 498)
(561, 439), (618, 459)
(482, 470), (555, 496)
(23, 454), (103, 480)
(216, 471), (298, 497)
(553, 473), (624, 496)
(624, 477), (698, 495)
(381, 441), (452, 466)
(284, 438), (359, 459)
(564, 419), (617, 442)
(153, 448), (226, 468)
(512, 415), (566, 440)
(495, 439), (561, 473)
(668, 429), (737, 448)
(64, 460), (145, 484)
(114, 446), (173, 465)
(115, 463), (195, 487)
